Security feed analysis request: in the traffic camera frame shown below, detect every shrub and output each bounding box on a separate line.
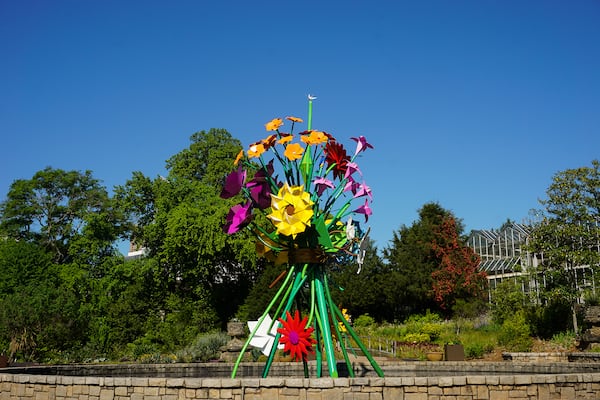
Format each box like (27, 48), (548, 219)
(401, 333), (430, 343)
(176, 331), (229, 363)
(498, 311), (532, 352)
(354, 314), (376, 328)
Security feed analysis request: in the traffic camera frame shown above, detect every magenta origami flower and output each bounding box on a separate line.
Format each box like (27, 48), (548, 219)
(353, 199), (372, 222)
(224, 202), (253, 234)
(220, 167), (246, 199)
(351, 136), (374, 156)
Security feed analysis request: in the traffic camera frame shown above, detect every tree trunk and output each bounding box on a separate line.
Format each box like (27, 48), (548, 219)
(572, 304), (579, 334)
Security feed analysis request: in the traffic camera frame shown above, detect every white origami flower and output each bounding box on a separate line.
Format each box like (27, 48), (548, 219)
(247, 314), (283, 356)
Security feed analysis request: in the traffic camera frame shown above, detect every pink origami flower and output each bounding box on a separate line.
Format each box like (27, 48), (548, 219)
(343, 176), (360, 195)
(224, 202), (253, 234)
(313, 176), (334, 196)
(354, 182), (372, 199)
(344, 162), (361, 179)
(351, 136), (374, 156)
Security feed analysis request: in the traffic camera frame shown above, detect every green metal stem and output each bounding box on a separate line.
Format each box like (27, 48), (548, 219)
(334, 305), (384, 377)
(314, 268), (338, 377)
(323, 275), (354, 377)
(231, 266), (296, 378)
(262, 270), (308, 377)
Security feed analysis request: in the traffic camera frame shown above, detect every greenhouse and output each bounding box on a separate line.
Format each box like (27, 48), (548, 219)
(467, 222), (597, 302)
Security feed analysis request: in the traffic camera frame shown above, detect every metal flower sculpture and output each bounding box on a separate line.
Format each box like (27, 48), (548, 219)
(223, 96), (382, 378)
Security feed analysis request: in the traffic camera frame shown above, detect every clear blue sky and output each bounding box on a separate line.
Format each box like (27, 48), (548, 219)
(1, 0), (599, 253)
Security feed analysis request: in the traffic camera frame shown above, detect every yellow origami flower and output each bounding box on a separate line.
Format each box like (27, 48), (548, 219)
(284, 142), (304, 161)
(265, 118), (283, 131)
(268, 183), (314, 237)
(338, 308), (352, 333)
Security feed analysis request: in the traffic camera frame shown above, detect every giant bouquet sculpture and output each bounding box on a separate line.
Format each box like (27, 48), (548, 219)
(222, 97), (382, 378)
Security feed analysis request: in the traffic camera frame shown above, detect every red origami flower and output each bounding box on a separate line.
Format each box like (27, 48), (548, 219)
(277, 310), (316, 361)
(324, 140), (350, 180)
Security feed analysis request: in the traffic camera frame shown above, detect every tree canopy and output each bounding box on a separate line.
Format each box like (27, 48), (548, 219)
(526, 159), (600, 333)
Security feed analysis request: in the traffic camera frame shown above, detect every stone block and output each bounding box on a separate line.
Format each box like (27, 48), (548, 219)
(261, 378), (285, 387)
(508, 389), (528, 398)
(114, 386), (128, 396)
(99, 388), (114, 400)
(368, 391), (383, 400)
(166, 378), (185, 388)
(309, 378), (334, 388)
(260, 387), (280, 400)
(382, 386), (403, 399)
(404, 393), (428, 400)
(489, 390), (509, 400)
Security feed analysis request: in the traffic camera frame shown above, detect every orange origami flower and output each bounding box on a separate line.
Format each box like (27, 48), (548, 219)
(286, 116), (303, 123)
(277, 133), (294, 145)
(284, 142), (304, 161)
(262, 134), (277, 150)
(301, 130), (329, 145)
(277, 310), (316, 362)
(233, 149), (244, 166)
(248, 142), (266, 158)
(265, 118), (284, 131)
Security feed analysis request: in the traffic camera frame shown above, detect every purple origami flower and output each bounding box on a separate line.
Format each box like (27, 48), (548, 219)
(247, 160), (275, 209)
(351, 136), (374, 156)
(313, 176), (334, 196)
(220, 167), (246, 199)
(224, 202), (253, 234)
(353, 199), (372, 222)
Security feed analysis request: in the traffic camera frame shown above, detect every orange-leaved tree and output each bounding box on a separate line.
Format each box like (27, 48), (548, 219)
(430, 216), (487, 310)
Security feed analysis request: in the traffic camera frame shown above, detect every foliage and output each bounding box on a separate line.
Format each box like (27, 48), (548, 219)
(455, 323), (499, 359)
(383, 203), (483, 319)
(0, 239), (85, 360)
(353, 314), (376, 328)
(113, 129), (258, 326)
(430, 216), (487, 310)
(0, 167), (123, 264)
(175, 331), (230, 363)
(527, 300), (573, 339)
(330, 239), (394, 322)
(498, 311), (533, 352)
(490, 280), (529, 325)
(526, 159), (600, 334)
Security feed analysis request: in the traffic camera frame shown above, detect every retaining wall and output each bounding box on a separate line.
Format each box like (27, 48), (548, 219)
(2, 373), (600, 399)
(2, 361), (600, 399)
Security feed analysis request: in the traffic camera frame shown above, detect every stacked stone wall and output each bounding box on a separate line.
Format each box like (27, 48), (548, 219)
(2, 373), (600, 399)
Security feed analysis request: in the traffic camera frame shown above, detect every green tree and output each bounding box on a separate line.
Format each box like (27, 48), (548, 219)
(114, 128), (259, 328)
(330, 239), (395, 322)
(0, 167), (121, 265)
(383, 203), (455, 318)
(0, 239), (82, 360)
(526, 160), (600, 334)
